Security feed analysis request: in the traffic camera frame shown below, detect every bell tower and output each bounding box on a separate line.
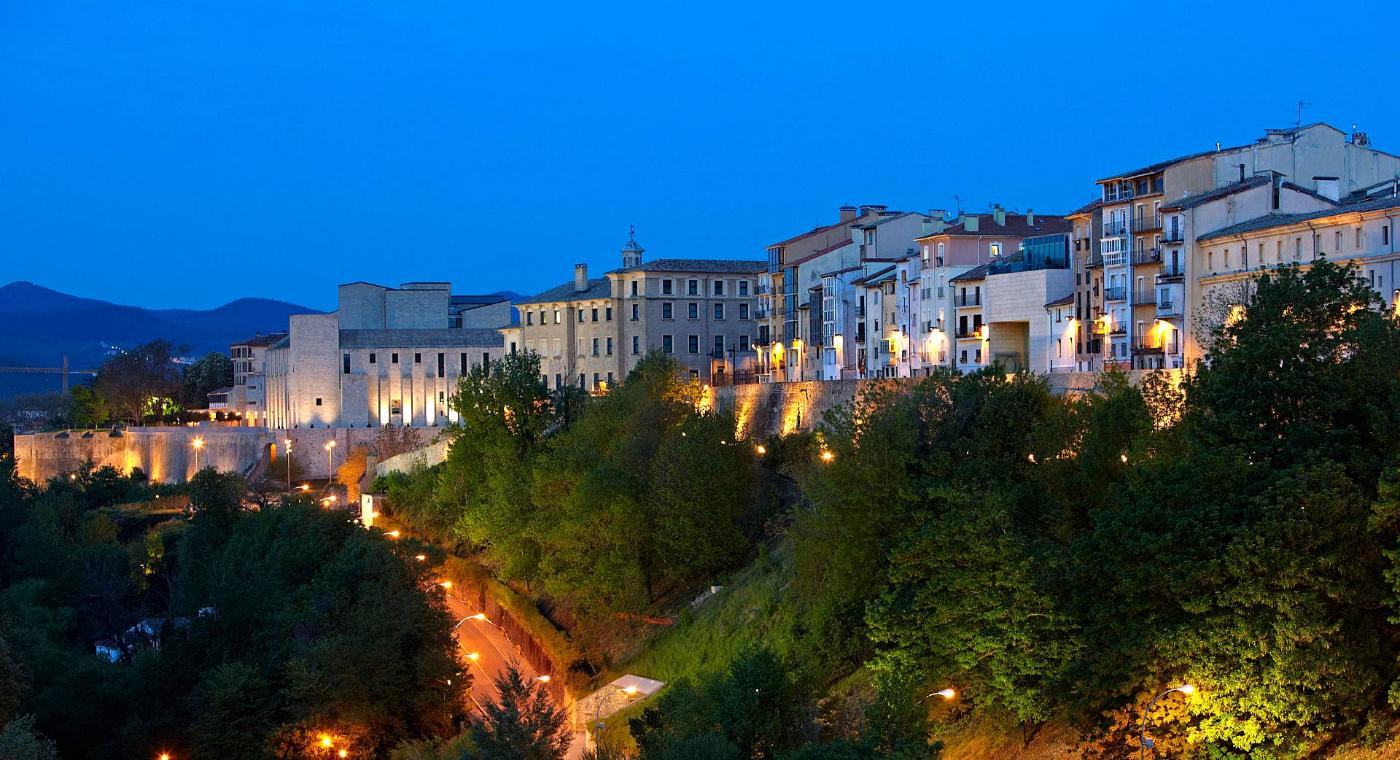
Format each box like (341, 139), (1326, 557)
(621, 224), (644, 268)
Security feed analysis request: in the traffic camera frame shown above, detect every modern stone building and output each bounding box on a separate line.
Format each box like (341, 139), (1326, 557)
(226, 332), (285, 425)
(262, 282), (511, 429)
(505, 230), (766, 390)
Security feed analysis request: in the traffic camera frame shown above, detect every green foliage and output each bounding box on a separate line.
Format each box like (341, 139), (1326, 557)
(0, 714), (60, 760)
(471, 665), (571, 760)
(92, 339), (185, 424)
(180, 351), (234, 408)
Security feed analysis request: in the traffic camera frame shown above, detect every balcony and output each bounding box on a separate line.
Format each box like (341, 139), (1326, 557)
(1132, 247), (1163, 266)
(1132, 215), (1163, 233)
(1157, 263), (1184, 282)
(955, 327), (982, 339)
(1102, 220), (1130, 237)
(1131, 290), (1158, 307)
(1161, 228), (1185, 244)
(1104, 286), (1127, 302)
(1133, 341), (1164, 355)
(955, 293), (982, 307)
(1156, 299), (1182, 319)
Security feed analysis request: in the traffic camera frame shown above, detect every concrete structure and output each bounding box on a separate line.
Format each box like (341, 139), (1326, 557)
(510, 230), (766, 390)
(1079, 123), (1400, 369)
(263, 282), (510, 429)
(227, 332), (284, 425)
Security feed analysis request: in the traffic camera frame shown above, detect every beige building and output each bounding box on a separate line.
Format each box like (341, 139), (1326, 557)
(262, 282), (510, 429)
(1194, 191), (1400, 332)
(227, 332), (285, 425)
(1081, 123), (1400, 370)
(506, 231), (766, 390)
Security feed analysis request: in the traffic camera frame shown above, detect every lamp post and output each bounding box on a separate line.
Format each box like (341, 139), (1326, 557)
(324, 439), (337, 483)
(1140, 684), (1195, 760)
(284, 438), (293, 493)
(191, 436), (204, 474)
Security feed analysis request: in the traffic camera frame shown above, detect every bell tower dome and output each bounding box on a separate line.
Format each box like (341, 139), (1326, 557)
(621, 224), (644, 269)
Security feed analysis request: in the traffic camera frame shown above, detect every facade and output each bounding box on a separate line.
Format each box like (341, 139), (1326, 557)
(509, 231), (766, 390)
(1080, 123), (1400, 370)
(227, 332), (285, 425)
(263, 282), (510, 429)
(916, 208), (1071, 375)
(1194, 193), (1400, 333)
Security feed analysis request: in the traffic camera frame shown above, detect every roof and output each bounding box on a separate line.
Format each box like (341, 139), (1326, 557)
(515, 278), (613, 305)
(1044, 292), (1074, 307)
(850, 265), (896, 287)
(610, 258), (766, 274)
(855, 211), (921, 230)
(1066, 199), (1103, 218)
(917, 213), (1071, 240)
(233, 333), (286, 348)
(1097, 148), (1222, 184)
(1196, 195), (1400, 242)
(821, 265), (864, 278)
(1160, 175), (1271, 211)
(950, 263), (992, 282)
(338, 328), (504, 349)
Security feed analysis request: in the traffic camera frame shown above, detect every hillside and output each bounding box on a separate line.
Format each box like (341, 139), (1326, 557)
(0, 281), (317, 395)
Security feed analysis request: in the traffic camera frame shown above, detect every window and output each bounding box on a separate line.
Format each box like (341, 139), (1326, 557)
(369, 353), (377, 364)
(739, 303), (749, 320)
(630, 281), (638, 296)
(392, 352), (399, 363)
(687, 279), (699, 295)
(631, 304), (639, 321)
(461, 353), (467, 373)
(553, 310), (561, 324)
(714, 280), (725, 296)
(607, 372), (614, 384)
(606, 337), (613, 355)
(437, 353), (444, 377)
(714, 303), (724, 320)
(632, 336), (640, 355)
(343, 354), (350, 374)
(688, 335), (699, 354)
(1385, 226), (1392, 246)
(688, 302), (699, 319)
(662, 302), (674, 319)
(739, 281), (749, 296)
(1356, 227), (1363, 249)
(1294, 237), (1302, 260)
(578, 310), (584, 323)
(990, 242), (1002, 258)
(1224, 249), (1230, 269)
(1276, 240), (1283, 263)
(591, 307), (599, 322)
(414, 353), (421, 364)
(591, 338), (599, 356)
(606, 307), (613, 321)
(662, 279), (674, 295)
(526, 312), (533, 326)
(593, 372), (600, 388)
(662, 335), (674, 354)
(937, 242), (945, 263)
(714, 335), (724, 355)
(315, 398), (323, 406)
(739, 335), (751, 351)
(1336, 230), (1343, 252)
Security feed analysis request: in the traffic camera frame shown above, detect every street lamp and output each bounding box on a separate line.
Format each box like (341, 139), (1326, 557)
(324, 440), (337, 481)
(191, 436), (204, 473)
(284, 438), (293, 493)
(923, 688), (957, 701)
(1140, 684), (1195, 760)
(819, 449), (835, 463)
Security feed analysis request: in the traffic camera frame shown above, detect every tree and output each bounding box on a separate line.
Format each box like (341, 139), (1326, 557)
(180, 352), (234, 409)
(0, 714), (60, 760)
(69, 385), (112, 429)
(93, 340), (184, 424)
(470, 665), (570, 760)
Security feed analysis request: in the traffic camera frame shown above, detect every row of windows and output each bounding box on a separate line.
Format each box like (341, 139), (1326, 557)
(657, 335), (755, 354)
(651, 278), (754, 297)
(344, 352), (491, 375)
(657, 302), (750, 320)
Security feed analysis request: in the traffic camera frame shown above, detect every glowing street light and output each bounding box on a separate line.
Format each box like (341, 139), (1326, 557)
(819, 449), (835, 463)
(466, 651), (481, 662)
(468, 612), (487, 621)
(755, 444), (767, 456)
(920, 687), (957, 703)
(535, 674), (551, 683)
(438, 580), (453, 589)
(284, 438), (293, 493)
(414, 554), (427, 562)
(1140, 684), (1196, 760)
(319, 734), (334, 749)
(386, 530), (401, 539)
(338, 751), (349, 759)
(159, 754), (171, 760)
(324, 439), (337, 479)
(191, 436), (204, 472)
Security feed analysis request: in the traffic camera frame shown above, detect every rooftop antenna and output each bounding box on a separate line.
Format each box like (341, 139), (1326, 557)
(1296, 100), (1309, 128)
(952, 194), (964, 216)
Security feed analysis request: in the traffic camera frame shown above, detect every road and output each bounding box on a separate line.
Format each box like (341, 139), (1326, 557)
(441, 587), (587, 758)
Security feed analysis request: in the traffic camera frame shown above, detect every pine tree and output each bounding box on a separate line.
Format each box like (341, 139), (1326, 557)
(470, 666), (570, 760)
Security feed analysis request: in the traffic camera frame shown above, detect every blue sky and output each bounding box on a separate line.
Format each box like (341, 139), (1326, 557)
(3, 1), (1398, 310)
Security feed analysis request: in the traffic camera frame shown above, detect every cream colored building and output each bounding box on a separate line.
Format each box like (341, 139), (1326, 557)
(262, 282), (510, 429)
(508, 231), (765, 390)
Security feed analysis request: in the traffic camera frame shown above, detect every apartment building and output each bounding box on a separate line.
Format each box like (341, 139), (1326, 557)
(1194, 192), (1400, 330)
(506, 231), (765, 389)
(226, 332), (285, 425)
(1081, 123), (1400, 369)
(263, 282), (509, 429)
(916, 208), (1070, 374)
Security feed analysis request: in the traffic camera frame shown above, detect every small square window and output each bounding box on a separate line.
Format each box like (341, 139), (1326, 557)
(392, 353), (399, 363)
(315, 398), (323, 406)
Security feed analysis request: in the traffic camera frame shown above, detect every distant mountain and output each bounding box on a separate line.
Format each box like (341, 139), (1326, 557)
(0, 282), (318, 397)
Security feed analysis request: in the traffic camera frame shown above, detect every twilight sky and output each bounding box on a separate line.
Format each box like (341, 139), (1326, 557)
(3, 1), (1399, 311)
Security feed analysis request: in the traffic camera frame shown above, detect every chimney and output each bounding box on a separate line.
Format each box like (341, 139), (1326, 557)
(963, 214), (980, 232)
(921, 218), (932, 236)
(992, 204), (1006, 226)
(1026, 208), (1035, 226)
(839, 205), (858, 223)
(574, 263), (589, 292)
(858, 204), (888, 217)
(1238, 163), (1246, 183)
